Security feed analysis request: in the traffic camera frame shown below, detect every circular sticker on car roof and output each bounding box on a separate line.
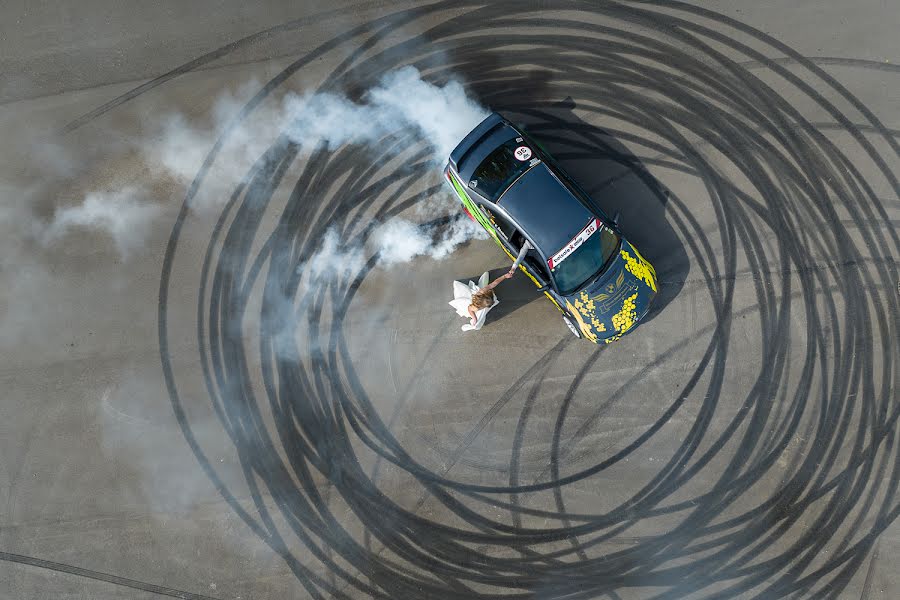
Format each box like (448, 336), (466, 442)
(514, 146), (532, 161)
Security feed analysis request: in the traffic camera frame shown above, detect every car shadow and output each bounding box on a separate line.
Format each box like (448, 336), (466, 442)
(502, 98), (689, 324)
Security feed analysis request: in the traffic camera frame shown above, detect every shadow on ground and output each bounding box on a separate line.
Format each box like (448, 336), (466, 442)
(455, 267), (548, 325)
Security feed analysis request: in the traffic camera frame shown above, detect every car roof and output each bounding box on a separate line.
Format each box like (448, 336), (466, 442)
(498, 163), (596, 254)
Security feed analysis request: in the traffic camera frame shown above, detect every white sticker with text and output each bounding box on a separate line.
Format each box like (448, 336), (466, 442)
(548, 219), (600, 269)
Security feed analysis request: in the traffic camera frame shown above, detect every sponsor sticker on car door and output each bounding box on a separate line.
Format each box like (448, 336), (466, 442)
(548, 219), (600, 269)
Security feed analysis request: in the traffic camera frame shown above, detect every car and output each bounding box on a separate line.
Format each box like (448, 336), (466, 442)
(444, 112), (657, 343)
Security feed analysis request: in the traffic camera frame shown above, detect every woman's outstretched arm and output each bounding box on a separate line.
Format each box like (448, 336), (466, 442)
(484, 271), (514, 291)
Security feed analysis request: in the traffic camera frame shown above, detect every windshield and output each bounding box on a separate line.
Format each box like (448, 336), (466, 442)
(549, 219), (620, 295)
(469, 137), (539, 201)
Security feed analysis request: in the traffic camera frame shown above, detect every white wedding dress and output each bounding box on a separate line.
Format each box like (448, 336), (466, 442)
(448, 271), (500, 331)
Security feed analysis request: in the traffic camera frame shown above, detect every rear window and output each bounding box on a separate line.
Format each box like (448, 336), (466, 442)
(468, 138), (539, 201)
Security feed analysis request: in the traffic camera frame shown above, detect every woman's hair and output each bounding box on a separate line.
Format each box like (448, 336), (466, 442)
(470, 288), (495, 310)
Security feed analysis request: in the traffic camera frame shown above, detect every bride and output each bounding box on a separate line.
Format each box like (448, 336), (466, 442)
(448, 269), (514, 331)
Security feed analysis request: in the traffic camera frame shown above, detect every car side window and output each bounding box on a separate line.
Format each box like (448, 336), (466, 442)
(480, 205), (516, 240)
(509, 230), (551, 286)
(525, 252), (551, 283)
(479, 204), (551, 286)
(515, 246), (550, 286)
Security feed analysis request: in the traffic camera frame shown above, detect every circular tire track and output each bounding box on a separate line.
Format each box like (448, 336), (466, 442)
(152, 2), (899, 598)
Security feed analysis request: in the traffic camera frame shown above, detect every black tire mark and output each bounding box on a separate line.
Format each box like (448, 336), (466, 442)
(147, 1), (899, 598)
(0, 552), (221, 600)
(859, 538), (880, 600)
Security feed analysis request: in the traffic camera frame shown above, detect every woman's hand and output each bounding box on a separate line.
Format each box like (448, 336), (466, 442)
(505, 269), (515, 279)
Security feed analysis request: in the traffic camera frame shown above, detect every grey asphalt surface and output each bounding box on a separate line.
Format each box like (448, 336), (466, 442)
(0, 1), (897, 599)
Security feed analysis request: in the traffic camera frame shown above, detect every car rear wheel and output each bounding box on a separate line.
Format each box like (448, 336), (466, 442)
(563, 314), (582, 338)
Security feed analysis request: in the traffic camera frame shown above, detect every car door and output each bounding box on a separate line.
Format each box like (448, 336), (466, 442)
(479, 203), (542, 285)
(516, 237), (567, 313)
(479, 203), (566, 313)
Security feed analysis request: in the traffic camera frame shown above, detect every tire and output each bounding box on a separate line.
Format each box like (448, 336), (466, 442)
(563, 314), (582, 338)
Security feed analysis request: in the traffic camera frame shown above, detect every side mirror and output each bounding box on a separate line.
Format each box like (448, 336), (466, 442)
(612, 212), (621, 227)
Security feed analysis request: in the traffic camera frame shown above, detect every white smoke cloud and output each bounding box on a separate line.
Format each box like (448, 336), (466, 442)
(0, 64), (491, 357)
(366, 67), (490, 162)
(148, 78), (279, 187)
(147, 66), (489, 192)
(280, 66), (489, 162)
(299, 215), (488, 286)
(303, 227), (368, 283)
(374, 219), (434, 265)
(141, 66), (491, 273)
(261, 67), (493, 280)
(5, 66), (489, 314)
(429, 214), (491, 258)
(151, 113), (218, 184)
(39, 187), (164, 258)
(375, 215), (488, 266)
(282, 92), (388, 152)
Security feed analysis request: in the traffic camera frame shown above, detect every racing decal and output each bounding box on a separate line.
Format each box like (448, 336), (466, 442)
(568, 277), (642, 342)
(628, 244), (658, 280)
(610, 292), (639, 333)
(514, 146), (532, 161)
(571, 290), (607, 337)
(565, 298), (599, 343)
(446, 171), (499, 240)
(482, 206), (506, 239)
(593, 270), (639, 313)
(620, 247), (657, 292)
(548, 219), (600, 269)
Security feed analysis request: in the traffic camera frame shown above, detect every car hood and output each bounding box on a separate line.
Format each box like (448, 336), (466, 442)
(563, 241), (658, 343)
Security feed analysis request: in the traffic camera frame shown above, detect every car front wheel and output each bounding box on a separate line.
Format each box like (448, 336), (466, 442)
(563, 314), (582, 338)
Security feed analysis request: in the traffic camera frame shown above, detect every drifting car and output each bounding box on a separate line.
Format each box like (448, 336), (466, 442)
(444, 112), (657, 343)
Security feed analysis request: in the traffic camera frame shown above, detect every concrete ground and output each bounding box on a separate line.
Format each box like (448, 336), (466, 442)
(0, 1), (897, 599)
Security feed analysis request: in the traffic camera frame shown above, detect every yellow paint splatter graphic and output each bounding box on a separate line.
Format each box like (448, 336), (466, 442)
(565, 299), (598, 343)
(573, 290), (595, 313)
(611, 292), (638, 333)
(568, 254), (652, 343)
(571, 291), (606, 337)
(620, 248), (657, 293)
